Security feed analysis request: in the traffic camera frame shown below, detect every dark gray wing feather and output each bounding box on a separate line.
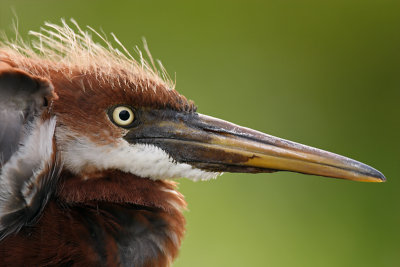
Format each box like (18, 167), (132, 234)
(0, 67), (51, 165)
(0, 109), (23, 164)
(0, 64), (59, 240)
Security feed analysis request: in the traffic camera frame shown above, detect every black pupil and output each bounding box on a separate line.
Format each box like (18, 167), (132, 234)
(119, 110), (130, 121)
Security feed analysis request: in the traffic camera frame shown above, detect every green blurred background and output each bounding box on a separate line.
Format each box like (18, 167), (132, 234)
(1, 0), (399, 266)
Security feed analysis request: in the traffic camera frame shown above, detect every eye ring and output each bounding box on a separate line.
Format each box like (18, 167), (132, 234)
(110, 105), (136, 127)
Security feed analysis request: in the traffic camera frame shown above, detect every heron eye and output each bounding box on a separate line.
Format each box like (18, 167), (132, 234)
(111, 106), (135, 127)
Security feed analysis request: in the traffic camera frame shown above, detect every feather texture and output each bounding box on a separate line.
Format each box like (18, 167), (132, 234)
(1, 19), (174, 92)
(0, 65), (60, 239)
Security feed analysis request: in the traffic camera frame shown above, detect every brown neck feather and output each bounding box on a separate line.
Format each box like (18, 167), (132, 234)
(58, 170), (186, 212)
(57, 170), (187, 266)
(0, 170), (187, 267)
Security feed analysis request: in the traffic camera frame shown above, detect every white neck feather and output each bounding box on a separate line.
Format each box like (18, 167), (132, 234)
(56, 128), (220, 181)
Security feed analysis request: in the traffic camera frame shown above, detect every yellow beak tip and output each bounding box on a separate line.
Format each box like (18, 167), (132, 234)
(359, 174), (386, 183)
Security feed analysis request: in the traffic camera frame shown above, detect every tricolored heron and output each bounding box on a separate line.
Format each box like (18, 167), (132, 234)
(0, 20), (385, 266)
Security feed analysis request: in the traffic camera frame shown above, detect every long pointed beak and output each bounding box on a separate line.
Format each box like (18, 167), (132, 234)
(125, 110), (385, 182)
